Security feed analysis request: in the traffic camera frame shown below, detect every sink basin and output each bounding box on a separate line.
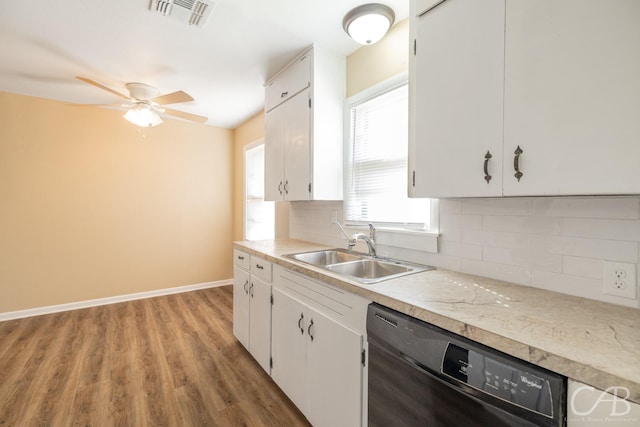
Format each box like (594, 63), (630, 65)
(325, 259), (413, 279)
(285, 249), (434, 284)
(286, 249), (363, 267)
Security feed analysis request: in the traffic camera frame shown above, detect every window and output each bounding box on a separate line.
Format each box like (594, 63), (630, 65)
(345, 77), (432, 231)
(245, 141), (274, 240)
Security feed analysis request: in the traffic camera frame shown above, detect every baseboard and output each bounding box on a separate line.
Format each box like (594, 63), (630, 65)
(0, 279), (233, 322)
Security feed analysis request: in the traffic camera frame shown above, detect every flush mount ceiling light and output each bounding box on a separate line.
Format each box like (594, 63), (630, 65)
(343, 3), (395, 45)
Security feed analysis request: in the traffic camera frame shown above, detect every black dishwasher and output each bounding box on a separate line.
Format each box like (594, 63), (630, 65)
(367, 303), (566, 427)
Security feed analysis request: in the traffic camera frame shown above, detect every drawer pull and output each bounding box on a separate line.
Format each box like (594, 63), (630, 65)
(237, 255), (245, 260)
(281, 91), (288, 98)
(256, 264), (264, 270)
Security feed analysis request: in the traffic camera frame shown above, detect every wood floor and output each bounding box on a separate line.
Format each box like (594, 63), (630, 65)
(0, 285), (311, 426)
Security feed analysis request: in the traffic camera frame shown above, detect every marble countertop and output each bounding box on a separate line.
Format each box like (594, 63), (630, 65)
(234, 239), (640, 404)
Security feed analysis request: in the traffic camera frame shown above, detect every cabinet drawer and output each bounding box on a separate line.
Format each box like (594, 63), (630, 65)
(251, 257), (273, 282)
(265, 53), (311, 112)
(234, 249), (251, 270)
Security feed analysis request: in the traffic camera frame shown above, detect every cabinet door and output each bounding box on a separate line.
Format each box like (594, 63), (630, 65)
(265, 54), (311, 112)
(271, 288), (307, 412)
(264, 105), (285, 201)
(283, 89), (311, 201)
(409, 0), (505, 198)
(503, 0), (640, 196)
(232, 266), (250, 350)
(249, 276), (272, 374)
(306, 307), (363, 427)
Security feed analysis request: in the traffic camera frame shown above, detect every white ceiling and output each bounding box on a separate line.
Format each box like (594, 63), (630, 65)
(0, 0), (409, 128)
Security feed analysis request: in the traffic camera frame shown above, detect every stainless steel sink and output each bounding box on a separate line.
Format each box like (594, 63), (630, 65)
(287, 249), (362, 267)
(284, 249), (434, 284)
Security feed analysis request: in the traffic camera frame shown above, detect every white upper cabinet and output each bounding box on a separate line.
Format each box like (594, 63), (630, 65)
(409, 0), (505, 198)
(503, 0), (640, 196)
(264, 46), (345, 201)
(265, 54), (310, 112)
(409, 0), (640, 198)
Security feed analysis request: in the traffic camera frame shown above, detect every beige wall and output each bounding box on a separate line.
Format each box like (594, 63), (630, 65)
(0, 92), (234, 312)
(346, 19), (409, 97)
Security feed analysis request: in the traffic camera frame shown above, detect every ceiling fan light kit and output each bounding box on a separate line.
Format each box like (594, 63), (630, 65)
(343, 3), (395, 45)
(123, 103), (163, 127)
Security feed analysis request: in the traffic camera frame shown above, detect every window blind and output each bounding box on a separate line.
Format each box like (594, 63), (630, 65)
(345, 83), (430, 228)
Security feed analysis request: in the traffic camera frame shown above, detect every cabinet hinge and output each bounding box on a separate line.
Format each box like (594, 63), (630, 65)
(270, 294), (274, 305)
(412, 170), (416, 187)
(308, 98), (311, 109)
(361, 348), (366, 367)
(413, 39), (417, 56)
(308, 182), (312, 193)
(270, 357), (273, 369)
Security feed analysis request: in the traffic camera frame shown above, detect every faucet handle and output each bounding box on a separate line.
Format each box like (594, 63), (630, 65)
(368, 223), (376, 241)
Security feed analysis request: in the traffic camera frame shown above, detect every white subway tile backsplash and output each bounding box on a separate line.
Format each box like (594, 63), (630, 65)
(439, 240), (482, 260)
(483, 215), (562, 235)
(288, 196), (640, 308)
(461, 230), (531, 249)
(460, 259), (532, 286)
(462, 198), (533, 215)
(562, 256), (603, 280)
(439, 198), (462, 214)
(563, 218), (640, 241)
(533, 197), (640, 219)
(563, 237), (637, 263)
(440, 213), (483, 231)
(482, 246), (562, 273)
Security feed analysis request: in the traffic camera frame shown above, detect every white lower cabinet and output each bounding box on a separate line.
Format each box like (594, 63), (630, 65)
(232, 251), (272, 373)
(271, 265), (369, 427)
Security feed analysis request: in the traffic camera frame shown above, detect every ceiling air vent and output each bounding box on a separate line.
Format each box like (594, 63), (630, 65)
(150, 0), (214, 28)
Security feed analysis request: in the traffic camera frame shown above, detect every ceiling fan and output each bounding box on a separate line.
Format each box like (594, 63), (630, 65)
(76, 76), (208, 127)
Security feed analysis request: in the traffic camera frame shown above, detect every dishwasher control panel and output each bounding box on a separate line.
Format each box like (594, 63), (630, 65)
(443, 343), (554, 418)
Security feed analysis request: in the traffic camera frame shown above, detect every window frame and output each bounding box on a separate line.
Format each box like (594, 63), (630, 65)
(243, 139), (275, 241)
(343, 72), (438, 235)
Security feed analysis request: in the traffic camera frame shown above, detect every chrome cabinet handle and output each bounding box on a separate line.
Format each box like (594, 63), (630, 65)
(284, 180), (289, 195)
(243, 279), (249, 294)
(514, 146), (523, 181)
(249, 283), (254, 298)
(298, 313), (304, 335)
(484, 150), (492, 183)
(278, 181), (283, 195)
(308, 319), (314, 341)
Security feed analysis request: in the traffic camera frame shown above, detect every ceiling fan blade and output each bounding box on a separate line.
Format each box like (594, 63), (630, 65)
(76, 76), (129, 100)
(162, 107), (208, 124)
(152, 90), (194, 105)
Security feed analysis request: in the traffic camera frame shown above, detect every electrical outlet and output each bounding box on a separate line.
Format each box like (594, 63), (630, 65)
(330, 210), (338, 224)
(603, 261), (637, 299)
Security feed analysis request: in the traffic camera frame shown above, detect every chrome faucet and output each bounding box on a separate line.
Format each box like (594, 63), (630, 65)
(348, 223), (377, 257)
